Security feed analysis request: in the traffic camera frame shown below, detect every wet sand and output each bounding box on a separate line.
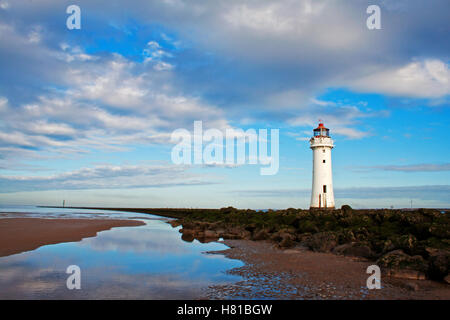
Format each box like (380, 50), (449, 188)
(0, 218), (145, 257)
(206, 240), (450, 300)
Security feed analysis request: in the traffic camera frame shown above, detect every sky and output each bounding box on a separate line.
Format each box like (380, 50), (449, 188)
(0, 0), (449, 209)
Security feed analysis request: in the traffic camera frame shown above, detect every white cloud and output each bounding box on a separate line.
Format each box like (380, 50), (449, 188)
(362, 163), (450, 172)
(27, 26), (42, 44)
(350, 59), (450, 98)
(0, 37), (230, 165)
(0, 1), (9, 10)
(287, 100), (381, 139)
(0, 163), (216, 192)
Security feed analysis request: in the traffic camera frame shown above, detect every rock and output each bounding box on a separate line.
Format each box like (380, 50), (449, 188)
(204, 230), (219, 238)
(341, 205), (352, 215)
(377, 250), (428, 280)
(444, 275), (450, 284)
(168, 220), (181, 228)
(385, 269), (426, 280)
(394, 234), (418, 254)
(181, 233), (194, 242)
(279, 236), (295, 248)
(332, 242), (374, 259)
(428, 224), (450, 238)
(219, 206), (237, 214)
(252, 229), (270, 241)
(221, 233), (241, 240)
(382, 239), (396, 253)
(195, 231), (205, 238)
(181, 222), (195, 229)
(197, 237), (216, 244)
(428, 250), (450, 280)
(403, 282), (420, 291)
(338, 230), (356, 243)
(179, 228), (194, 236)
(305, 232), (338, 252)
(269, 230), (296, 248)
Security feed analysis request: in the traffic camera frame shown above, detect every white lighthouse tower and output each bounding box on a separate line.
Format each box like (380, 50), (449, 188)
(310, 121), (335, 209)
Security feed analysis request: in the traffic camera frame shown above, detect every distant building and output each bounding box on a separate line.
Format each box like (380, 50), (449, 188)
(310, 122), (335, 209)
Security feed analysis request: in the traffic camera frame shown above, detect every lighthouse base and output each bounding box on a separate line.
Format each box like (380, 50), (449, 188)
(309, 206), (335, 210)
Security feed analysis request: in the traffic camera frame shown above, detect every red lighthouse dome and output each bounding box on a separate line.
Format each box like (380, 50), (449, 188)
(313, 121), (330, 137)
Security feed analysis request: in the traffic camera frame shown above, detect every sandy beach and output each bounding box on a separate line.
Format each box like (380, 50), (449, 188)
(0, 218), (145, 257)
(206, 240), (450, 300)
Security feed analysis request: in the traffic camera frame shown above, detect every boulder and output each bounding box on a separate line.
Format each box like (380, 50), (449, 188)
(332, 242), (374, 259)
(341, 205), (352, 215)
(384, 269), (426, 280)
(252, 229), (270, 241)
(394, 234), (418, 254)
(221, 233), (241, 240)
(179, 228), (194, 236)
(169, 220), (182, 228)
(444, 275), (450, 284)
(381, 239), (396, 254)
(181, 233), (194, 242)
(279, 234), (296, 248)
(377, 249), (428, 280)
(270, 230), (296, 248)
(305, 232), (338, 252)
(427, 249), (450, 280)
(204, 230), (219, 238)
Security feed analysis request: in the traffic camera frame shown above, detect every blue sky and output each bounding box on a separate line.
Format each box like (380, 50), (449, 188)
(0, 0), (449, 208)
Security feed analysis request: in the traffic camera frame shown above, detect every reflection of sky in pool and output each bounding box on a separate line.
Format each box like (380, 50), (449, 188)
(0, 206), (243, 299)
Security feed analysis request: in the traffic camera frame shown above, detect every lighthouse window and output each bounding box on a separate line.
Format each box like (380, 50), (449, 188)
(323, 160), (326, 163)
(322, 149), (325, 153)
(323, 185), (327, 193)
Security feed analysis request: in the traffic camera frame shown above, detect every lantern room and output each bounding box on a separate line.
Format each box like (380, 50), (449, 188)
(313, 122), (330, 137)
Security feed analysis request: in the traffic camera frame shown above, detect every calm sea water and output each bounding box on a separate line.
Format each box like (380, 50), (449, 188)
(0, 205), (243, 299)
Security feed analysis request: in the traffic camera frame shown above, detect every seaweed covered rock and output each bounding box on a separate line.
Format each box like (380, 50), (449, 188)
(341, 204), (352, 215)
(377, 249), (428, 280)
(427, 249), (450, 280)
(305, 231), (338, 252)
(219, 206), (238, 215)
(252, 229), (270, 241)
(393, 234), (418, 255)
(271, 229), (296, 248)
(332, 242), (375, 259)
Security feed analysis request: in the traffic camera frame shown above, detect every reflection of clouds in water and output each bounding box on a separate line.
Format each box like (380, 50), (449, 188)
(78, 220), (229, 256)
(0, 261), (65, 299)
(0, 258), (234, 299)
(0, 213), (242, 299)
(77, 222), (194, 255)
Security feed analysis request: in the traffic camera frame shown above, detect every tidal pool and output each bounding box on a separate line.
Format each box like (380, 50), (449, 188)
(0, 206), (243, 299)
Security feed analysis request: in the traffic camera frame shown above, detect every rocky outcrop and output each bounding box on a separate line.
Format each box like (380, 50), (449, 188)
(377, 250), (428, 280)
(304, 232), (338, 252)
(270, 229), (296, 248)
(444, 275), (450, 284)
(164, 206), (449, 282)
(251, 229), (270, 241)
(332, 242), (375, 259)
(427, 249), (450, 280)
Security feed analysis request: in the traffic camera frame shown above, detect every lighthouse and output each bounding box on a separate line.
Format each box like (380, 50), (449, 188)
(310, 122), (335, 209)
